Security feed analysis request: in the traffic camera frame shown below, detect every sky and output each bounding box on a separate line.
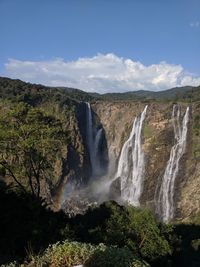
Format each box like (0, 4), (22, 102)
(0, 0), (200, 93)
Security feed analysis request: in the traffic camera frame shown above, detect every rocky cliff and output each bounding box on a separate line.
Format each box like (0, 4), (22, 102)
(1, 77), (200, 222)
(92, 101), (200, 221)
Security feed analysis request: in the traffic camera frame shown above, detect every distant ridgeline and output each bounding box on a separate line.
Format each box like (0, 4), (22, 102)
(0, 76), (200, 103)
(0, 76), (200, 222)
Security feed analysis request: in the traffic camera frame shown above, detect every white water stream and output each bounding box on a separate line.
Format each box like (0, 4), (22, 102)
(116, 105), (148, 206)
(156, 105), (190, 222)
(86, 102), (103, 176)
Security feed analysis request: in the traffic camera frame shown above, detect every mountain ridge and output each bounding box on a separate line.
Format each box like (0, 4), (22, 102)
(0, 76), (199, 102)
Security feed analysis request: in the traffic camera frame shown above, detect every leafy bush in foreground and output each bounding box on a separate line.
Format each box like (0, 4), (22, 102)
(26, 240), (149, 267)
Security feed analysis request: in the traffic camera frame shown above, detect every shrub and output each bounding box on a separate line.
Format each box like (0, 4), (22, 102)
(70, 201), (172, 263)
(26, 240), (149, 267)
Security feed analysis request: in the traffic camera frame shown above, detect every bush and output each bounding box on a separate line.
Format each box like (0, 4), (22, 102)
(70, 201), (172, 263)
(26, 240), (149, 267)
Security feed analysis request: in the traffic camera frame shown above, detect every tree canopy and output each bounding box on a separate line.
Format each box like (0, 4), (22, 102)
(0, 102), (67, 197)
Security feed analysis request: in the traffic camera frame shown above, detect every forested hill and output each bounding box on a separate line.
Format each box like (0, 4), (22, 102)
(0, 76), (200, 103)
(0, 76), (94, 105)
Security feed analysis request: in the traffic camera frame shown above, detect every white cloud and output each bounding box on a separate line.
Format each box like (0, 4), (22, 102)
(190, 21), (200, 27)
(3, 53), (200, 93)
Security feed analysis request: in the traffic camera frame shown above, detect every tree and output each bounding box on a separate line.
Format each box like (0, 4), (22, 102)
(70, 201), (172, 263)
(0, 102), (67, 198)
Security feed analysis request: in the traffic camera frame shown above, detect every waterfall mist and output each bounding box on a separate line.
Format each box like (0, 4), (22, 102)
(156, 105), (190, 222)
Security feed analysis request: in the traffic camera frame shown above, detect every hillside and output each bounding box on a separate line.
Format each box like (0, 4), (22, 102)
(0, 76), (199, 103)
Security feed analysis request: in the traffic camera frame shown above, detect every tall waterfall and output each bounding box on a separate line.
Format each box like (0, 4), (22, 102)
(86, 102), (103, 176)
(94, 128), (103, 173)
(116, 105), (148, 206)
(156, 105), (190, 222)
(86, 102), (96, 173)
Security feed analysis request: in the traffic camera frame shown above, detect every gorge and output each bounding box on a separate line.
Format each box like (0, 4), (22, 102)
(89, 102), (195, 222)
(0, 77), (200, 223)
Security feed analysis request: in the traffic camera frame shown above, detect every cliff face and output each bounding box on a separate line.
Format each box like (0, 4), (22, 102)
(92, 101), (200, 221)
(178, 103), (200, 221)
(48, 102), (91, 209)
(1, 77), (199, 221)
(50, 101), (109, 210)
(4, 98), (197, 221)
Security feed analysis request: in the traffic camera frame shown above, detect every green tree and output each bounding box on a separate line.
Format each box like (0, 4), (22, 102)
(0, 102), (66, 198)
(127, 207), (172, 261)
(70, 201), (172, 263)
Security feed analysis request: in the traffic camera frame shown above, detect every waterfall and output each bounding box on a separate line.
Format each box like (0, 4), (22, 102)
(156, 105), (190, 222)
(94, 128), (103, 174)
(86, 102), (96, 173)
(116, 105), (148, 206)
(86, 102), (103, 176)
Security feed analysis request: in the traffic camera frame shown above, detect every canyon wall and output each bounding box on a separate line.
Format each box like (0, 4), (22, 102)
(1, 78), (199, 221)
(8, 98), (198, 221)
(92, 101), (200, 221)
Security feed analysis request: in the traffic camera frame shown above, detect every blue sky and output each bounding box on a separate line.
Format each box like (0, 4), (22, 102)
(0, 0), (200, 92)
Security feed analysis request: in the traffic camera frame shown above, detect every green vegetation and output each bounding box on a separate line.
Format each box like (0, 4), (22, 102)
(1, 181), (200, 267)
(192, 113), (200, 159)
(0, 76), (199, 103)
(0, 77), (94, 104)
(143, 123), (154, 139)
(70, 202), (172, 263)
(0, 102), (67, 197)
(25, 241), (149, 267)
(0, 77), (89, 199)
(0, 77), (200, 266)
(193, 114), (200, 136)
(190, 212), (200, 225)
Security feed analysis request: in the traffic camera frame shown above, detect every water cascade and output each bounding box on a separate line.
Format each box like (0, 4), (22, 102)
(86, 102), (103, 176)
(116, 105), (148, 206)
(94, 128), (103, 173)
(86, 102), (95, 173)
(156, 105), (190, 222)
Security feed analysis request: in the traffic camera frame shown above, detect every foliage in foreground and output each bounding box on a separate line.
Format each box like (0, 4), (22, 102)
(0, 181), (68, 264)
(4, 241), (149, 267)
(70, 201), (172, 263)
(1, 184), (200, 267)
